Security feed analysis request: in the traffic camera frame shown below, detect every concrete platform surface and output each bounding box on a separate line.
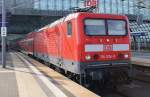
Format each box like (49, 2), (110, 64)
(132, 52), (150, 67)
(0, 52), (99, 97)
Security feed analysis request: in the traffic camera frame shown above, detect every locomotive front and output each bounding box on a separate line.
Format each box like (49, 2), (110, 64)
(78, 13), (131, 86)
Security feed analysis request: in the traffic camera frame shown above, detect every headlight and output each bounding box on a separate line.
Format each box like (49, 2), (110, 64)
(124, 54), (129, 58)
(85, 55), (91, 60)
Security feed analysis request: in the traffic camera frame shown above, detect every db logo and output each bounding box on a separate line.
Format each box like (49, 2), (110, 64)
(85, 0), (98, 7)
(104, 45), (112, 51)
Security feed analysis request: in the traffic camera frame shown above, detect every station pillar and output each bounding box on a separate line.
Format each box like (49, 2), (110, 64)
(1, 0), (7, 68)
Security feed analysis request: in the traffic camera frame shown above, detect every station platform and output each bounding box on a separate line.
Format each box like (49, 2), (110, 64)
(0, 52), (99, 97)
(131, 52), (150, 67)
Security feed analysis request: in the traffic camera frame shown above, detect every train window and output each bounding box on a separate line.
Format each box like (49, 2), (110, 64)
(108, 20), (126, 35)
(67, 22), (72, 36)
(85, 19), (106, 35)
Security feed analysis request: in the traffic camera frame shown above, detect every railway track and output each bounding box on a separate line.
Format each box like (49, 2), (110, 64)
(114, 90), (131, 97)
(133, 76), (150, 85)
(132, 64), (150, 84)
(92, 64), (150, 97)
(94, 87), (132, 97)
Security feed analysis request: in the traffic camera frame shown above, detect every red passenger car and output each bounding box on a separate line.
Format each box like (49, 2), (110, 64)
(19, 12), (131, 86)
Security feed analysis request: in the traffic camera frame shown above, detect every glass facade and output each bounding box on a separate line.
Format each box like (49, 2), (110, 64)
(33, 0), (80, 11)
(130, 22), (150, 50)
(0, 0), (34, 10)
(99, 0), (134, 14)
(32, 0), (150, 19)
(33, 0), (150, 19)
(0, 0), (149, 17)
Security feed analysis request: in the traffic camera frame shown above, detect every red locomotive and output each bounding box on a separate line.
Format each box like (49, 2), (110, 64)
(19, 12), (131, 87)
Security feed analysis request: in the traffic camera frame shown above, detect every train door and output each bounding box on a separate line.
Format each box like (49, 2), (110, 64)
(56, 25), (63, 65)
(32, 34), (35, 57)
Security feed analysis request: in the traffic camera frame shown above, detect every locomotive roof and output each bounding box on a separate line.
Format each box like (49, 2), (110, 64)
(37, 13), (80, 32)
(37, 12), (127, 32)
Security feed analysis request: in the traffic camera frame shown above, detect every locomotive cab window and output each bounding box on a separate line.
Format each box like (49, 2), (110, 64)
(84, 19), (106, 35)
(108, 20), (127, 35)
(67, 22), (72, 36)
